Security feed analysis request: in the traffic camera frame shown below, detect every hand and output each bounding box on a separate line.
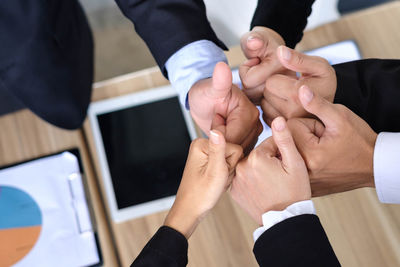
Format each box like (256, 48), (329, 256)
(230, 117), (310, 225)
(239, 27), (296, 105)
(164, 130), (243, 238)
(189, 62), (263, 155)
(287, 85), (377, 197)
(262, 46), (337, 125)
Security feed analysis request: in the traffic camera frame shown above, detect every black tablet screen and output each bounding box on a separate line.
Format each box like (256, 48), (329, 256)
(97, 97), (191, 210)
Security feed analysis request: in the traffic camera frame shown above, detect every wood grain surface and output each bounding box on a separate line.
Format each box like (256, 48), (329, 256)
(1, 2), (400, 267)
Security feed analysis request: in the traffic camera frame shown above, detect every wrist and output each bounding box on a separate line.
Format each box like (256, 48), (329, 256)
(346, 132), (377, 190)
(363, 132), (378, 188)
(164, 202), (205, 239)
(266, 196), (311, 214)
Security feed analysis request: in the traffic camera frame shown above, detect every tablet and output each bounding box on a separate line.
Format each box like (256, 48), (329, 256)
(304, 39), (362, 64)
(88, 86), (197, 222)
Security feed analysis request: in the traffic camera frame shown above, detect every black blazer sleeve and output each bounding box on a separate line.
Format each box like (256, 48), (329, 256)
(0, 0), (93, 129)
(333, 59), (400, 133)
(131, 226), (188, 267)
(114, 0), (228, 77)
(251, 0), (315, 48)
(253, 214), (340, 267)
(115, 0), (315, 77)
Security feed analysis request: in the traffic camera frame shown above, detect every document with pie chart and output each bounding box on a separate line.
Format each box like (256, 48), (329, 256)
(0, 152), (101, 267)
(0, 186), (42, 266)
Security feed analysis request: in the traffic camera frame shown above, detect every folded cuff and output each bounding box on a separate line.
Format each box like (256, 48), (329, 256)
(374, 132), (400, 204)
(253, 200), (315, 242)
(165, 40), (228, 108)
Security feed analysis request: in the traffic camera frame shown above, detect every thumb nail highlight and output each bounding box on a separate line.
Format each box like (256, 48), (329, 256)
(300, 85), (314, 104)
(210, 130), (220, 144)
(273, 117), (286, 132)
(279, 46), (292, 61)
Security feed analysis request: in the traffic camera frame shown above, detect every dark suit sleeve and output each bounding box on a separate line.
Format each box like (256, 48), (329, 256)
(253, 214), (340, 267)
(114, 0), (227, 77)
(131, 226), (188, 267)
(115, 0), (316, 76)
(251, 0), (315, 48)
(0, 0), (93, 129)
(333, 59), (400, 133)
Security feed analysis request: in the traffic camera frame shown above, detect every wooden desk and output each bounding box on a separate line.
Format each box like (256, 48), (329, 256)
(0, 112), (119, 266)
(1, 2), (400, 267)
(84, 2), (400, 267)
(297, 3), (400, 267)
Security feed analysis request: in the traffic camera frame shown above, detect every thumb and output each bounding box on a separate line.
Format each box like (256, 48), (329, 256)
(208, 130), (227, 169)
(277, 46), (329, 76)
(208, 62), (232, 99)
(211, 113), (226, 137)
(286, 118), (322, 162)
(298, 85), (340, 129)
(241, 32), (267, 59)
(271, 117), (303, 169)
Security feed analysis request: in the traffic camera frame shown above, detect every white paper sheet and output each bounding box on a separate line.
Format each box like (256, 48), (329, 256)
(0, 152), (100, 267)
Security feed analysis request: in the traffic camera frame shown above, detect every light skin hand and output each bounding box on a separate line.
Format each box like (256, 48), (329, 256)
(189, 62), (263, 155)
(287, 85), (377, 197)
(230, 117), (311, 226)
(164, 130), (243, 238)
(262, 46), (337, 125)
(239, 27), (297, 105)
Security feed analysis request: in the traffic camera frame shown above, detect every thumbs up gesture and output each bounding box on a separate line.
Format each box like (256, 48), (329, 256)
(165, 131), (243, 238)
(261, 46), (337, 125)
(189, 62), (263, 155)
(287, 85), (377, 197)
(239, 27), (296, 105)
(230, 116), (311, 225)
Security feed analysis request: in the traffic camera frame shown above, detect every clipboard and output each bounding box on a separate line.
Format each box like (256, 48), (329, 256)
(0, 150), (103, 267)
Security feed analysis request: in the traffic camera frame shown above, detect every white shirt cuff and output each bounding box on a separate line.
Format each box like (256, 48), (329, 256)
(165, 40), (227, 109)
(374, 132), (400, 204)
(253, 200), (316, 242)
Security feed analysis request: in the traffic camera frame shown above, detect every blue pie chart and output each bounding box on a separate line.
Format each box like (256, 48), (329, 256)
(0, 186), (42, 266)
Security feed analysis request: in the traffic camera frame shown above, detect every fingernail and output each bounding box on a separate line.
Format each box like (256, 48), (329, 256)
(273, 117), (286, 132)
(300, 85), (314, 104)
(247, 35), (261, 44)
(279, 46), (291, 61)
(210, 130), (220, 144)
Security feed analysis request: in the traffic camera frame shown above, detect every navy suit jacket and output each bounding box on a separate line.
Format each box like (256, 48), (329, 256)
(131, 215), (341, 267)
(0, 0), (312, 129)
(2, 0), (400, 133)
(0, 0), (93, 129)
